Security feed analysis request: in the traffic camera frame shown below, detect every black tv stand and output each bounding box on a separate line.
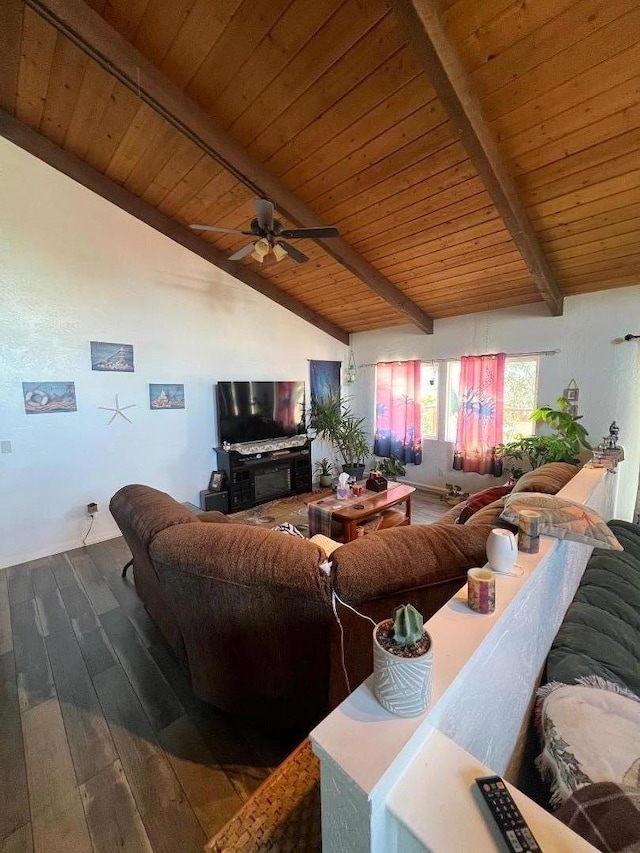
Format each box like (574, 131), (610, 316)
(215, 441), (312, 512)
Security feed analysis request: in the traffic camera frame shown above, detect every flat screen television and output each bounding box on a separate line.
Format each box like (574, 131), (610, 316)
(217, 381), (306, 445)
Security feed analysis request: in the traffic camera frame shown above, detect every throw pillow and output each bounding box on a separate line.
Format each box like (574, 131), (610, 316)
(464, 497), (517, 531)
(457, 484), (514, 524)
(500, 493), (623, 550)
(511, 462), (580, 495)
(536, 678), (640, 807)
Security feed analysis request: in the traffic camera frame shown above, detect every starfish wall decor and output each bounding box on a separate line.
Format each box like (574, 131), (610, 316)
(99, 394), (136, 424)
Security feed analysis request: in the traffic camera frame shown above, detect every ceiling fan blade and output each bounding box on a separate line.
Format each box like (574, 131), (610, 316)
(255, 198), (274, 230)
(278, 240), (308, 264)
(278, 226), (339, 239)
(228, 243), (257, 261)
(189, 224), (253, 235)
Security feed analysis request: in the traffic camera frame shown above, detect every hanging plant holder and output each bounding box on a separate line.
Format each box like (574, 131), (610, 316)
(346, 350), (357, 384)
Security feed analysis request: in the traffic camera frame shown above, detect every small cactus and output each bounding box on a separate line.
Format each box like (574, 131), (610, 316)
(392, 604), (424, 647)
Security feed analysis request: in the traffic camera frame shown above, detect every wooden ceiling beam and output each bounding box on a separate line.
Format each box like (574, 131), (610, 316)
(0, 0), (23, 112)
(24, 0), (435, 334)
(389, 0), (564, 316)
(0, 110), (350, 344)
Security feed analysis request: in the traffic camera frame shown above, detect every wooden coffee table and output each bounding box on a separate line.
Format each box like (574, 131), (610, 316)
(328, 483), (416, 543)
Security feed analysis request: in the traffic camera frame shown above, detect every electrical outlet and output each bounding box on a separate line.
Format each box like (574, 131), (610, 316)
(1, 441), (11, 454)
(87, 502), (98, 514)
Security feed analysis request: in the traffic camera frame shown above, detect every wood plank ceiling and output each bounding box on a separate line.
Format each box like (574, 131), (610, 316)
(2, 0), (639, 337)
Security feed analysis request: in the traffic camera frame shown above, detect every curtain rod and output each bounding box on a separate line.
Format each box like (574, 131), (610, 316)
(358, 348), (560, 368)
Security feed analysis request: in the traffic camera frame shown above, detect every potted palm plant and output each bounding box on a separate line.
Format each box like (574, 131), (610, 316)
(314, 457), (335, 488)
(373, 604), (433, 717)
(310, 394), (370, 480)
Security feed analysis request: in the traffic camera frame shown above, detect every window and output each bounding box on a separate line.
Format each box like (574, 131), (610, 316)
(445, 360), (461, 443)
(503, 357), (539, 443)
(444, 357), (539, 443)
(420, 363), (439, 439)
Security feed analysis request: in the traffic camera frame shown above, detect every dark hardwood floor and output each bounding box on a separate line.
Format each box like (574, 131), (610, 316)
(0, 537), (288, 853)
(0, 490), (447, 852)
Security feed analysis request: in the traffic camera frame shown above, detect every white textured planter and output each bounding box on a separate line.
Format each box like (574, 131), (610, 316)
(373, 620), (433, 717)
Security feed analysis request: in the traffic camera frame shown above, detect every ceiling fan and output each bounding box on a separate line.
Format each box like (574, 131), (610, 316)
(189, 198), (339, 264)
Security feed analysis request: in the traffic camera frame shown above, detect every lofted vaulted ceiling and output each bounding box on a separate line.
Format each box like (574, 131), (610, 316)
(1, 0), (639, 341)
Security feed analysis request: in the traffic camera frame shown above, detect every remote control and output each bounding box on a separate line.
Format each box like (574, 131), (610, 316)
(475, 776), (541, 852)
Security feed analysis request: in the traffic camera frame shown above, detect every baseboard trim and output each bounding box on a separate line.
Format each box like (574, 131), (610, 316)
(401, 479), (447, 496)
(1, 530), (125, 571)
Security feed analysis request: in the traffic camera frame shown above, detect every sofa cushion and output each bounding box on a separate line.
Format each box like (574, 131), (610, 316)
(331, 522), (494, 601)
(555, 782), (640, 853)
(500, 493), (623, 550)
(512, 462), (580, 495)
(457, 484), (514, 524)
(546, 541), (640, 697)
(464, 496), (515, 531)
(536, 680), (640, 806)
(150, 522), (330, 599)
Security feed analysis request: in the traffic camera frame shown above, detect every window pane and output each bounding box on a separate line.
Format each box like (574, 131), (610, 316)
(420, 363), (439, 439)
(445, 361), (461, 443)
(503, 358), (539, 443)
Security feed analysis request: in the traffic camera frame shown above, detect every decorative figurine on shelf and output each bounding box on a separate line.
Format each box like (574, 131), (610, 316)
(588, 420), (624, 470)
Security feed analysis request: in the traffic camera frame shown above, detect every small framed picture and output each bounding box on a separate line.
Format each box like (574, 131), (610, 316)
(208, 471), (225, 492)
(566, 403), (579, 418)
(564, 387), (579, 402)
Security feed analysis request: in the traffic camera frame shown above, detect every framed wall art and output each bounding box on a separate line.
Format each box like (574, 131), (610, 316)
(149, 384), (185, 409)
(23, 382), (77, 414)
(90, 341), (134, 372)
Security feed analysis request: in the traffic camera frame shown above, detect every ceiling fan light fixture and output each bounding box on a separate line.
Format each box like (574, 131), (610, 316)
(272, 243), (288, 262)
(251, 238), (270, 263)
(254, 238), (270, 257)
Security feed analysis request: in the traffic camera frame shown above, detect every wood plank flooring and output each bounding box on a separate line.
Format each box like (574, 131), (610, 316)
(0, 537), (289, 853)
(1, 490), (447, 852)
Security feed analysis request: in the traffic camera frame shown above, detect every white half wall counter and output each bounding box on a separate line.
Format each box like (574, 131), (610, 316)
(311, 466), (615, 852)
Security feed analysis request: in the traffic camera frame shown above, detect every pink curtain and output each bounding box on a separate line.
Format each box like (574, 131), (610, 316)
(374, 360), (422, 464)
(454, 353), (505, 474)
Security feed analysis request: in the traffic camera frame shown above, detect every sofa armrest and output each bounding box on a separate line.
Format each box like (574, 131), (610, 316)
(332, 523), (494, 602)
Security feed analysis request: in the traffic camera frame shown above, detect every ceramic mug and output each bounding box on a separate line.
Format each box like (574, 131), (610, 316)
(467, 567), (496, 614)
(518, 510), (541, 554)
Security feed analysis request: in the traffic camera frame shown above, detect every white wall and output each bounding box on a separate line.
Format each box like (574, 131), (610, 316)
(0, 139), (347, 569)
(350, 290), (640, 519)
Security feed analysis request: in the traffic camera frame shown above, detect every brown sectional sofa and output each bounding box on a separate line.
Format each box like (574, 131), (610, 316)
(110, 487), (491, 734)
(109, 462), (579, 735)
